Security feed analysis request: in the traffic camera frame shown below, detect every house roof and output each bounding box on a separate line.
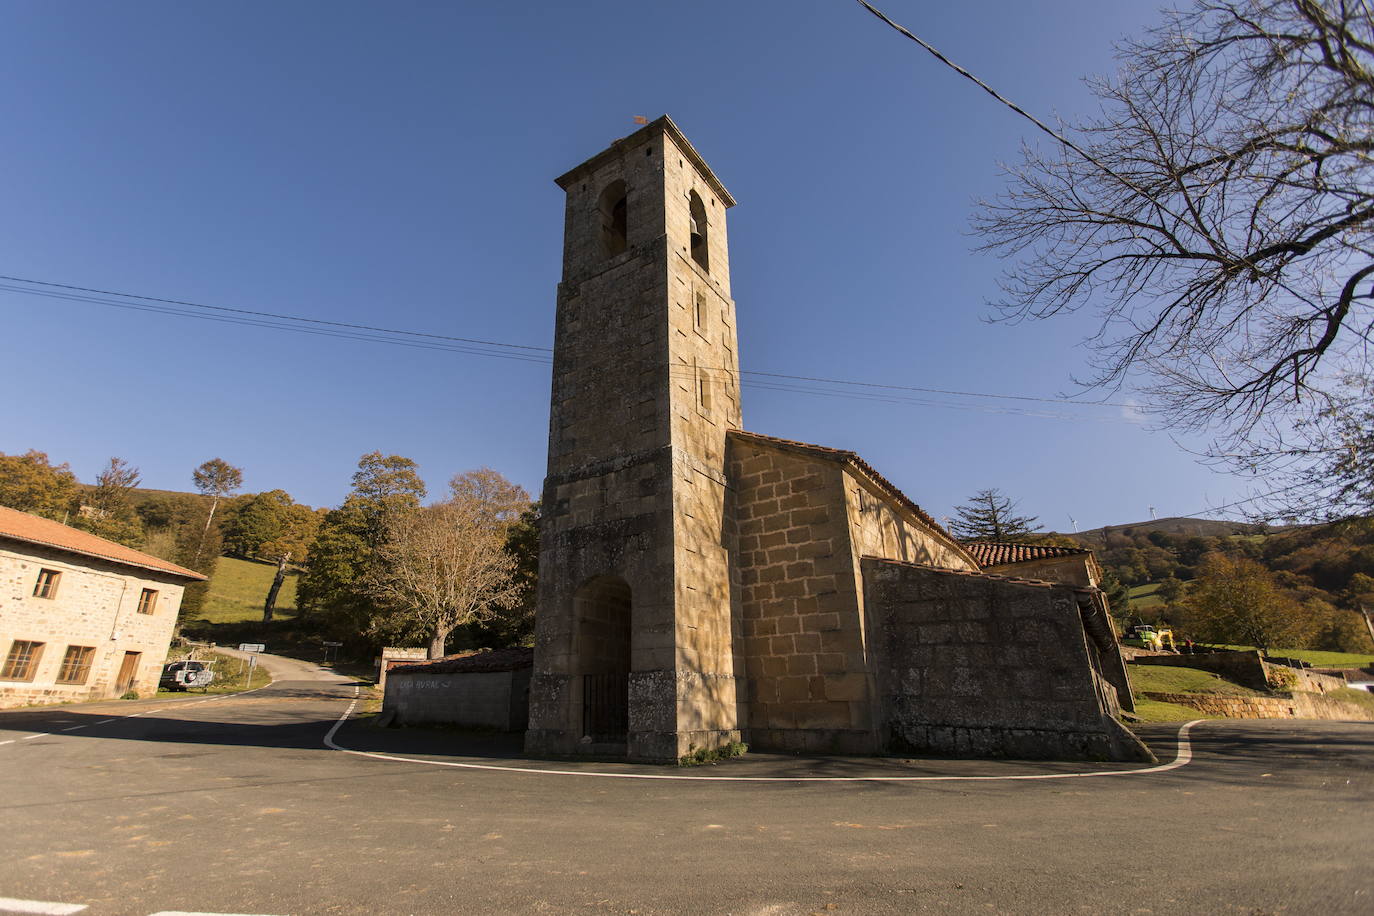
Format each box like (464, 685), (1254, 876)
(0, 506), (206, 580)
(728, 430), (973, 562)
(962, 541), (1092, 569)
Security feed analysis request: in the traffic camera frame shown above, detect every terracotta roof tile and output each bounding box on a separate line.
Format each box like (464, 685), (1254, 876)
(0, 506), (206, 580)
(862, 556), (1095, 593)
(727, 430), (966, 552)
(961, 541), (1091, 569)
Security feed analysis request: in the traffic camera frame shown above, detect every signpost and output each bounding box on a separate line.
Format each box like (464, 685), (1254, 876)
(236, 644), (265, 682)
(322, 640), (342, 665)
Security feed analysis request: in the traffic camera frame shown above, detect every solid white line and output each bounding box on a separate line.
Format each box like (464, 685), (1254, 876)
(323, 699), (1204, 783)
(0, 896), (87, 914)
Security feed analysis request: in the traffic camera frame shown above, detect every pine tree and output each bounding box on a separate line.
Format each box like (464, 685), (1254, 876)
(947, 489), (1042, 542)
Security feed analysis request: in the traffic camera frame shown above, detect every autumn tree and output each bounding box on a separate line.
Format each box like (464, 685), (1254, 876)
(73, 457), (144, 547)
(947, 488), (1042, 542)
(969, 1), (1374, 509)
(191, 458), (243, 563)
(1179, 552), (1311, 650)
(366, 471), (529, 658)
(0, 450), (78, 520)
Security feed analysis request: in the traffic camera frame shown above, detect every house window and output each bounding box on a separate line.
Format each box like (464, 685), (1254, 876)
(598, 179), (628, 256)
(688, 190), (709, 272)
(33, 568), (61, 599)
(137, 588), (159, 614)
(56, 646), (95, 685)
(1, 640), (44, 681)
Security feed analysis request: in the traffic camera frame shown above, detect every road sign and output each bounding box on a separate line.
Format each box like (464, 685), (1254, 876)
(322, 641), (343, 647)
(238, 643), (266, 653)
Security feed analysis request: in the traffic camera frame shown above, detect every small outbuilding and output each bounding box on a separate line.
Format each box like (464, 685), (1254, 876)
(0, 506), (205, 708)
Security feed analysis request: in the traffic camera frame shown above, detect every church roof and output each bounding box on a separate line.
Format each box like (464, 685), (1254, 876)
(727, 429), (969, 556)
(962, 541), (1092, 569)
(0, 505), (206, 580)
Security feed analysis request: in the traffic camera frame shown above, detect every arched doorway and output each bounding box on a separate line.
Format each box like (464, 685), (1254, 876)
(572, 575), (631, 744)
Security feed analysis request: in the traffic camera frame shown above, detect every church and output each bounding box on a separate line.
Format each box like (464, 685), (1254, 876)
(524, 116), (1148, 764)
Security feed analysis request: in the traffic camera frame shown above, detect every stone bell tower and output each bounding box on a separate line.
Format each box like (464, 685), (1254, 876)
(525, 116), (744, 762)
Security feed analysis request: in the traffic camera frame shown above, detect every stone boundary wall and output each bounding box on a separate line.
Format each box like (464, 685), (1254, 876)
(1143, 691), (1374, 722)
(1131, 650), (1347, 694)
(862, 559), (1152, 763)
(385, 667), (532, 730)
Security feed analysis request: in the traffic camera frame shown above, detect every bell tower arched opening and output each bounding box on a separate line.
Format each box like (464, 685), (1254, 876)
(688, 190), (709, 272)
(599, 180), (628, 257)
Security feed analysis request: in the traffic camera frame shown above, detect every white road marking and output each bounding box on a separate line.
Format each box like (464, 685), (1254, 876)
(323, 699), (1204, 782)
(0, 896), (87, 914)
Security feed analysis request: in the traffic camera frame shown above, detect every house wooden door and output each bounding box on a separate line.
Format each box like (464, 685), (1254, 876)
(115, 651), (142, 693)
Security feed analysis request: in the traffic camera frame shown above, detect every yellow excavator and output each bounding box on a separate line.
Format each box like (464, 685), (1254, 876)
(1124, 623), (1176, 652)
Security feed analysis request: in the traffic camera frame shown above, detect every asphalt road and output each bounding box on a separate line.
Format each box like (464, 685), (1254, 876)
(1, 653), (1370, 916)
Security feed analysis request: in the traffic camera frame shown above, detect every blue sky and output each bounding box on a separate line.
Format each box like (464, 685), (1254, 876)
(0, 1), (1259, 531)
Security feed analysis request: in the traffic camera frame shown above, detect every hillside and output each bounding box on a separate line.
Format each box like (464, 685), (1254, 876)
(1057, 516), (1274, 548)
(197, 556), (299, 624)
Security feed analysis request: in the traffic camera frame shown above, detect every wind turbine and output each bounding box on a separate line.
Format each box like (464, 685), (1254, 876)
(1068, 514), (1078, 533)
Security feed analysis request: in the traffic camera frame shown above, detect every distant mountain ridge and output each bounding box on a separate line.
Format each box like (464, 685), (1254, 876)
(1054, 516), (1274, 548)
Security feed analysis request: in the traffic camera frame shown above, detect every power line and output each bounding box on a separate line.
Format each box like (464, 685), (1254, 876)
(0, 273), (553, 353)
(1, 273), (1139, 420)
(850, 1), (1185, 222)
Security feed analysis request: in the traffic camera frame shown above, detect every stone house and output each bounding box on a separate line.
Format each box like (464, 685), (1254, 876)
(0, 506), (205, 708)
(524, 116), (1146, 764)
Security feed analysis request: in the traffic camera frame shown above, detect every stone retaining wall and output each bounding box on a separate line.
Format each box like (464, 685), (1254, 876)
(1143, 690), (1374, 721)
(1131, 650), (1347, 694)
(385, 668), (532, 730)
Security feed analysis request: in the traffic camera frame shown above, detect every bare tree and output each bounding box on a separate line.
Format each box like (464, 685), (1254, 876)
(368, 470), (530, 659)
(973, 1), (1373, 458)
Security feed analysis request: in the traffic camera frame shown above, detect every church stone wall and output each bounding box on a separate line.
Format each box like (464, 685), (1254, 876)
(728, 438), (877, 753)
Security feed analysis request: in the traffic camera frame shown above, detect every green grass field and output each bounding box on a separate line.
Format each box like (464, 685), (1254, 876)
(1127, 583), (1164, 609)
(1128, 664), (1263, 697)
(1221, 647), (1374, 668)
(199, 556), (300, 624)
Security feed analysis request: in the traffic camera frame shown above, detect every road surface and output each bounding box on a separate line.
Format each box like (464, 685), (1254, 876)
(1, 652), (1370, 915)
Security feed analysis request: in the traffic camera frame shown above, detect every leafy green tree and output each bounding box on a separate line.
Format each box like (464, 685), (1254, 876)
(458, 501), (540, 649)
(298, 452), (426, 640)
(1180, 553), (1311, 651)
(1099, 567), (1131, 620)
(947, 488), (1042, 542)
(222, 490), (295, 559)
(0, 450), (78, 520)
(1157, 576), (1186, 604)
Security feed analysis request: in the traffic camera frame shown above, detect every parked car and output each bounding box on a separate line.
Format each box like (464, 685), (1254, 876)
(160, 659), (215, 690)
